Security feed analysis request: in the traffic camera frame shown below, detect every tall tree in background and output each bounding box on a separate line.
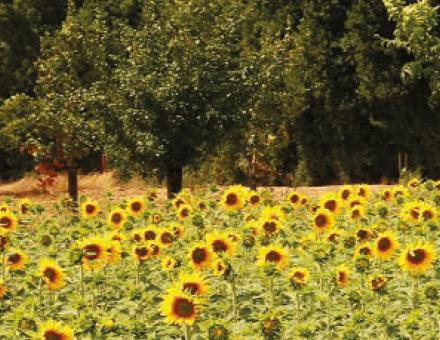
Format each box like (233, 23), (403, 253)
(28, 5), (111, 202)
(106, 0), (248, 197)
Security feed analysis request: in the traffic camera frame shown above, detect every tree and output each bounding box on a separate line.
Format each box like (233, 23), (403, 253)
(29, 5), (111, 202)
(106, 0), (249, 197)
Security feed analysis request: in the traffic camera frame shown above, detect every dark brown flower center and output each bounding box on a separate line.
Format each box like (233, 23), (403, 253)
(423, 210), (434, 220)
(144, 231), (156, 240)
(183, 282), (200, 295)
(111, 213), (122, 224)
(8, 253), (21, 264)
(290, 195), (299, 204)
(175, 199), (185, 208)
(173, 297), (195, 318)
(378, 238), (391, 252)
(212, 240), (227, 252)
(85, 204), (96, 215)
(263, 221), (277, 234)
(160, 232), (174, 244)
(192, 248), (207, 264)
(265, 250), (281, 263)
(341, 190), (350, 200)
(0, 235), (7, 249)
(43, 267), (57, 282)
(293, 271), (305, 280)
(131, 201), (142, 212)
(371, 277), (386, 290)
(315, 214), (327, 228)
(407, 249), (427, 265)
(360, 247), (372, 256)
(324, 200), (337, 212)
(135, 247), (148, 258)
(250, 195), (260, 204)
(0, 217), (12, 229)
(351, 209), (360, 219)
(84, 244), (101, 260)
(357, 230), (369, 241)
(410, 209), (420, 220)
(44, 330), (64, 340)
(150, 244), (160, 256)
(338, 272), (347, 282)
(180, 208), (189, 217)
(225, 193), (238, 206)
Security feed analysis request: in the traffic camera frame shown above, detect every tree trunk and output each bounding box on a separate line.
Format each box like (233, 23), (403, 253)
(67, 162), (78, 204)
(166, 165), (183, 199)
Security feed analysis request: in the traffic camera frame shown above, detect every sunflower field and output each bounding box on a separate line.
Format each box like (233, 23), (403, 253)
(1, 179), (440, 339)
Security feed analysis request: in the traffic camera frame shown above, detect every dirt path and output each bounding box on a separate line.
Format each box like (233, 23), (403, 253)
(0, 172), (392, 204)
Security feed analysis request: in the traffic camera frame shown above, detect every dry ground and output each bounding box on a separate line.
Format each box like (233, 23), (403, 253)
(0, 172), (392, 205)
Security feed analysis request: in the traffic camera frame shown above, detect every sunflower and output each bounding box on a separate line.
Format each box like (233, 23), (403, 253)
(375, 232), (399, 260)
(161, 288), (198, 325)
(399, 242), (435, 275)
(212, 259), (229, 277)
(144, 225), (159, 241)
(197, 201), (207, 210)
(148, 189), (158, 201)
(356, 184), (370, 199)
(356, 228), (375, 243)
(339, 186), (353, 204)
(108, 231), (124, 242)
(348, 196), (366, 208)
(0, 211), (18, 233)
(38, 259), (65, 290)
(354, 244), (374, 259)
(106, 241), (121, 265)
(78, 237), (108, 270)
(287, 191), (302, 208)
(38, 320), (74, 340)
(107, 208), (126, 229)
(419, 202), (437, 222)
(0, 231), (8, 250)
(260, 206), (285, 223)
(0, 204), (9, 213)
(319, 193), (341, 215)
(368, 274), (387, 291)
(393, 185), (409, 198)
(158, 229), (175, 248)
(381, 189), (394, 202)
(312, 209), (335, 233)
(408, 178), (421, 189)
(150, 213), (162, 224)
(206, 231), (236, 257)
(127, 197), (145, 217)
(172, 224), (185, 238)
(326, 229), (344, 244)
(188, 243), (214, 270)
(131, 228), (144, 243)
(0, 280), (7, 299)
(220, 185), (247, 211)
(133, 244), (149, 262)
(400, 202), (421, 224)
(179, 271), (209, 296)
(161, 256), (177, 271)
(248, 191), (261, 206)
(289, 267), (310, 287)
(148, 241), (161, 258)
(258, 218), (281, 237)
(80, 200), (100, 219)
(349, 206), (365, 221)
(335, 265), (350, 288)
(18, 198), (32, 215)
(178, 204), (192, 221)
(6, 249), (26, 270)
(257, 244), (289, 270)
(172, 196), (186, 209)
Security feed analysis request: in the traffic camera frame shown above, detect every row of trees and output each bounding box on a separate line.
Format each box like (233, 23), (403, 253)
(1, 0), (440, 199)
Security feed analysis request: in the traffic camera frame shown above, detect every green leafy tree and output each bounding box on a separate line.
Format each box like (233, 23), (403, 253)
(29, 5), (111, 201)
(106, 0), (248, 197)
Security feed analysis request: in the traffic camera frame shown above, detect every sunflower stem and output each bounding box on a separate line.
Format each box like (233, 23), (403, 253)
(1, 249), (4, 280)
(184, 324), (192, 340)
(79, 264), (84, 298)
(270, 274), (275, 309)
(231, 274), (238, 319)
